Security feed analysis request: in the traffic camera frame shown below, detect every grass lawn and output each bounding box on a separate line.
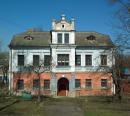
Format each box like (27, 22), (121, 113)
(0, 97), (47, 116)
(0, 96), (130, 116)
(79, 96), (130, 116)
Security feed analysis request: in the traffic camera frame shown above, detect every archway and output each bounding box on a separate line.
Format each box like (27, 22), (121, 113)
(57, 78), (69, 96)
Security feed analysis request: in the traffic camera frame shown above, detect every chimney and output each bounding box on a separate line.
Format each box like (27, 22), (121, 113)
(27, 28), (34, 32)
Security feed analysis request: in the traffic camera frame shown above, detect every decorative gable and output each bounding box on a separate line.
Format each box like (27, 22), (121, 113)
(52, 15), (75, 31)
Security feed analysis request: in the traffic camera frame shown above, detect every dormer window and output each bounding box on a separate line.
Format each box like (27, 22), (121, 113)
(86, 35), (96, 40)
(64, 33), (69, 44)
(57, 33), (62, 44)
(24, 35), (33, 40)
(57, 33), (69, 44)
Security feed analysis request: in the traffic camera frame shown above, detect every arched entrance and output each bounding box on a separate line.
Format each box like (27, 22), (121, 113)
(57, 78), (69, 96)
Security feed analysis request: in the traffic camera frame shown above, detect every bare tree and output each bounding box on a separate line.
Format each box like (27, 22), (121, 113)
(109, 0), (130, 49)
(0, 52), (9, 85)
(108, 0), (130, 101)
(22, 57), (54, 102)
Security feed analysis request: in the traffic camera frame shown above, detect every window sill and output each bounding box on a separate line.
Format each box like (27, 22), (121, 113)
(33, 88), (39, 90)
(75, 88), (81, 90)
(100, 65), (108, 67)
(17, 89), (24, 91)
(43, 89), (51, 91)
(17, 65), (25, 67)
(101, 87), (109, 90)
(85, 65), (93, 67)
(85, 88), (92, 90)
(56, 66), (71, 68)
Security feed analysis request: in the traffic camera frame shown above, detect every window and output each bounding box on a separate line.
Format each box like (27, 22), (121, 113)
(64, 33), (69, 44)
(33, 79), (40, 89)
(75, 79), (80, 88)
(33, 55), (39, 66)
(0, 76), (2, 81)
(18, 55), (24, 66)
(44, 80), (50, 89)
(44, 55), (51, 66)
(24, 35), (33, 40)
(17, 79), (24, 90)
(57, 54), (69, 66)
(57, 33), (62, 44)
(85, 55), (92, 66)
(101, 79), (107, 88)
(62, 25), (64, 28)
(86, 79), (92, 89)
(75, 55), (81, 66)
(101, 55), (107, 66)
(86, 35), (96, 40)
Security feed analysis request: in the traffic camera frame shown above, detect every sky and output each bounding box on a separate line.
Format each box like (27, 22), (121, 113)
(0, 0), (118, 51)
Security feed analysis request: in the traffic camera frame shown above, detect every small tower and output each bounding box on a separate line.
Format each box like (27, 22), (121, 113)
(52, 14), (75, 31)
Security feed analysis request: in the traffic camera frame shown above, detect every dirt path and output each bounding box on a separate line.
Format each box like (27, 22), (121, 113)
(42, 98), (84, 116)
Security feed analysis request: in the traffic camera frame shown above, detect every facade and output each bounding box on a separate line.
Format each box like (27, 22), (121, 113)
(9, 15), (115, 97)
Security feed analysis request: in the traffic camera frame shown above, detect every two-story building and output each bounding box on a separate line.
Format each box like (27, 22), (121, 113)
(9, 15), (115, 97)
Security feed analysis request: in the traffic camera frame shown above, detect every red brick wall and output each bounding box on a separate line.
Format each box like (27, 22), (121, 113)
(12, 72), (113, 96)
(75, 72), (113, 96)
(13, 72), (51, 95)
(54, 72), (113, 96)
(121, 80), (130, 94)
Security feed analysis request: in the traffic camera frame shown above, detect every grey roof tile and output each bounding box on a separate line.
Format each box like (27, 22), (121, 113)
(9, 31), (114, 48)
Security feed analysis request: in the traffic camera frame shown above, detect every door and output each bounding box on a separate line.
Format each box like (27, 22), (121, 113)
(57, 78), (69, 96)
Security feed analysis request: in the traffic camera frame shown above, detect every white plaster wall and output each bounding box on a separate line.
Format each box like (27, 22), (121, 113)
(70, 48), (75, 71)
(51, 48), (57, 67)
(51, 47), (75, 72)
(52, 19), (74, 31)
(53, 22), (72, 30)
(10, 48), (114, 73)
(76, 49), (113, 67)
(11, 49), (50, 72)
(52, 31), (75, 44)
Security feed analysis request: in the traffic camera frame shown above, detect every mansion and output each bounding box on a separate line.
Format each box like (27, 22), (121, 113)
(9, 15), (115, 97)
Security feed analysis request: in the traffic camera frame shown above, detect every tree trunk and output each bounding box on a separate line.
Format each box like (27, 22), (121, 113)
(38, 73), (41, 102)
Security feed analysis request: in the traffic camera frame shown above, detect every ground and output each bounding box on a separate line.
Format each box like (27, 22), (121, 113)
(0, 96), (130, 116)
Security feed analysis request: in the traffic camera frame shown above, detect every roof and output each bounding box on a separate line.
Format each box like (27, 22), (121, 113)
(9, 31), (114, 48)
(75, 32), (114, 47)
(9, 32), (51, 48)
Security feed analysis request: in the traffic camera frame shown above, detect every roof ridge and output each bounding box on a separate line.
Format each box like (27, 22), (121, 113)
(76, 31), (109, 37)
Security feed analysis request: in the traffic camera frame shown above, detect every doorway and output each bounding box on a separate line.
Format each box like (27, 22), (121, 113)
(57, 78), (69, 96)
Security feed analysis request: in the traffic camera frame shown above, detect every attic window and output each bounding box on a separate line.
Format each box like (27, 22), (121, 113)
(24, 36), (33, 40)
(86, 35), (96, 40)
(62, 25), (64, 28)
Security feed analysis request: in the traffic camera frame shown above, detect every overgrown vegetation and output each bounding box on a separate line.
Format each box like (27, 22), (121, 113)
(78, 96), (130, 116)
(0, 96), (130, 116)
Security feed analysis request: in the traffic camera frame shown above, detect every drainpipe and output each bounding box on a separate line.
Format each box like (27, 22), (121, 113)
(9, 49), (12, 94)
